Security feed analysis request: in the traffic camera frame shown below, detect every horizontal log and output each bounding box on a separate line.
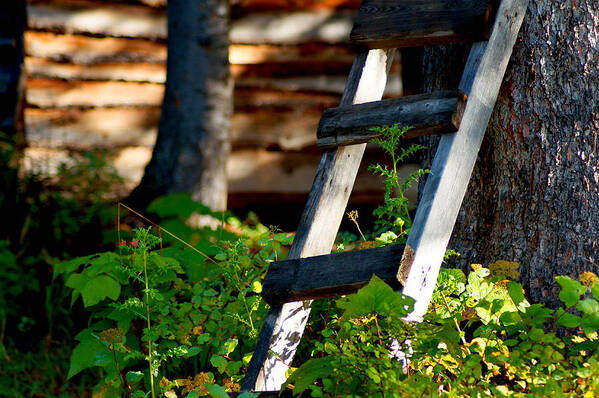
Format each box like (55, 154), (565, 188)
(28, 2), (356, 44)
(28, 2), (167, 40)
(24, 107), (323, 151)
(25, 79), (346, 109)
(317, 91), (459, 149)
(230, 10), (354, 45)
(25, 32), (167, 64)
(25, 58), (405, 96)
(25, 32), (357, 66)
(25, 57), (166, 83)
(26, 79), (165, 108)
(350, 0), (497, 49)
(23, 146), (420, 202)
(262, 244), (405, 305)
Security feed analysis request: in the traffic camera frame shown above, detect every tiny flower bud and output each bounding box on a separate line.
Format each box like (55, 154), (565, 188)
(120, 240), (126, 246)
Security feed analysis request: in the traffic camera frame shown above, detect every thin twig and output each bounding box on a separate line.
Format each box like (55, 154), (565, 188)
(118, 202), (217, 264)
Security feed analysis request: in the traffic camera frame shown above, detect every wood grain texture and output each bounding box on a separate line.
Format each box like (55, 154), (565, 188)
(263, 244), (404, 305)
(317, 90), (459, 149)
(28, 2), (356, 44)
(242, 48), (396, 392)
(399, 0), (529, 321)
(350, 0), (498, 49)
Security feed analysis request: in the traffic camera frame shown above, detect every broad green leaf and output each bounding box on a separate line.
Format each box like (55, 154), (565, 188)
(67, 330), (109, 378)
(283, 357), (335, 396)
(125, 371), (144, 383)
(577, 298), (599, 315)
(556, 276), (585, 307)
(84, 252), (121, 277)
(508, 282), (525, 307)
(65, 273), (89, 292)
(580, 313), (599, 336)
(592, 282), (599, 300)
(219, 338), (238, 356)
(337, 275), (413, 318)
(148, 193), (216, 219)
(65, 273), (89, 306)
(556, 312), (581, 328)
(210, 355), (228, 373)
(80, 275), (121, 307)
(206, 383), (229, 398)
(236, 393), (258, 398)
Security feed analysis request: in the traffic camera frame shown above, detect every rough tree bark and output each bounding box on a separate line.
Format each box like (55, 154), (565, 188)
(422, 1), (599, 308)
(0, 0), (26, 240)
(128, 0), (232, 212)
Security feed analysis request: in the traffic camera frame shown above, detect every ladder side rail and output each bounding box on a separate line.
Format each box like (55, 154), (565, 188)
(399, 0), (529, 321)
(242, 48), (396, 392)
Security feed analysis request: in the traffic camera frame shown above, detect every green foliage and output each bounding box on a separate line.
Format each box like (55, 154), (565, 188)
(55, 199), (292, 397)
(367, 124), (429, 241)
(287, 268), (599, 397)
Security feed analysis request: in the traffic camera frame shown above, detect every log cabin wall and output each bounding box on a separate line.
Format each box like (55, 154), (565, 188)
(23, 0), (421, 227)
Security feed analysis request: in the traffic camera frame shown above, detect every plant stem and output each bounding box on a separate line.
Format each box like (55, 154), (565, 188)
(439, 291), (470, 355)
(143, 250), (155, 398)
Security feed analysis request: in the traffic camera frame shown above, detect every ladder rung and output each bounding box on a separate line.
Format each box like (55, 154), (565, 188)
(317, 91), (460, 149)
(262, 244), (404, 306)
(351, 0), (498, 49)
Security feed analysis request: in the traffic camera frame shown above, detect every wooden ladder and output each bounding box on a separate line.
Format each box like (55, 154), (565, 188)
(241, 0), (529, 393)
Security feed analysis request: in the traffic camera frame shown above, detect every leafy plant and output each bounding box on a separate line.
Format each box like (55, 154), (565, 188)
(368, 124), (429, 240)
(286, 265), (599, 397)
(55, 196), (292, 397)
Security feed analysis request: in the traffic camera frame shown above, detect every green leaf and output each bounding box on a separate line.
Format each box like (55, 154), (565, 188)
(125, 371), (144, 383)
(555, 276), (585, 307)
(591, 282), (599, 301)
(556, 312), (581, 328)
(580, 313), (599, 336)
(337, 275), (413, 318)
(577, 298), (599, 315)
(508, 282), (525, 306)
(206, 384), (229, 398)
(219, 339), (238, 356)
(210, 355), (228, 373)
(67, 330), (110, 378)
(148, 193), (215, 219)
(283, 357), (335, 396)
(80, 275), (121, 307)
(235, 393), (258, 398)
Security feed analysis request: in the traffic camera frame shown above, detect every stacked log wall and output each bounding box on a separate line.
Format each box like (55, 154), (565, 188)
(23, 0), (417, 224)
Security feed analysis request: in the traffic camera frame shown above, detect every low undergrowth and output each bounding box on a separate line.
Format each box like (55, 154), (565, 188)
(3, 127), (598, 397)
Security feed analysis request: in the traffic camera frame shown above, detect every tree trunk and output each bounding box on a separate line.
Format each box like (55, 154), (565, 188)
(128, 0), (232, 212)
(0, 0), (26, 240)
(422, 1), (599, 308)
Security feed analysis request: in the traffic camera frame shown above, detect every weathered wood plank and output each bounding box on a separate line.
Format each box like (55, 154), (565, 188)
(28, 2), (356, 44)
(263, 244), (404, 305)
(25, 79), (345, 109)
(24, 32), (167, 64)
(242, 48), (396, 392)
(26, 79), (164, 108)
(25, 32), (356, 66)
(25, 57), (166, 83)
(350, 0), (498, 49)
(25, 107), (323, 151)
(25, 58), (403, 96)
(399, 0), (529, 321)
(317, 90), (459, 149)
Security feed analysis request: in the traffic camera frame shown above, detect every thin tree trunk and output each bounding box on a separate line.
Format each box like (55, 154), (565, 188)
(0, 0), (26, 241)
(422, 1), (599, 308)
(128, 0), (232, 212)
